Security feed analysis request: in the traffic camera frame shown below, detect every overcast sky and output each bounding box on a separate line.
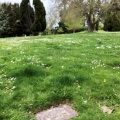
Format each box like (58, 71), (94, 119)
(0, 0), (50, 13)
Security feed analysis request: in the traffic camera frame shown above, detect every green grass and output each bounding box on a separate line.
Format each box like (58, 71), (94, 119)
(0, 32), (120, 120)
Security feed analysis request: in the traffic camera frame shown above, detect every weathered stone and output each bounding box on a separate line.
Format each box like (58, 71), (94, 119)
(101, 106), (114, 114)
(35, 104), (78, 120)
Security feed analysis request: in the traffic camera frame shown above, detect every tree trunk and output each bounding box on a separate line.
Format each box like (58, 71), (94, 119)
(95, 21), (99, 31)
(88, 23), (94, 32)
(86, 14), (94, 32)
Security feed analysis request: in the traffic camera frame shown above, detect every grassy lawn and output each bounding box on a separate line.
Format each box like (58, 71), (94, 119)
(0, 32), (120, 120)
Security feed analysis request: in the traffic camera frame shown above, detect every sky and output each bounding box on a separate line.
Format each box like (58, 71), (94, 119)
(0, 0), (50, 13)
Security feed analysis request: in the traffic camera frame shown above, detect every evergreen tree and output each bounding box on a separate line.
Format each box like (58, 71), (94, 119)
(104, 12), (120, 31)
(0, 3), (22, 37)
(0, 1), (35, 37)
(20, 0), (33, 35)
(3, 3), (17, 36)
(12, 3), (22, 36)
(0, 3), (10, 37)
(32, 0), (46, 34)
(0, 6), (6, 37)
(104, 0), (120, 31)
(29, 5), (35, 24)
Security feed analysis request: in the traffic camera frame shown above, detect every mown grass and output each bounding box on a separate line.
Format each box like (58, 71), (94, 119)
(0, 32), (120, 120)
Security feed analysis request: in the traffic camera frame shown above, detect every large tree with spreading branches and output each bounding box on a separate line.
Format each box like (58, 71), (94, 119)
(51, 0), (119, 32)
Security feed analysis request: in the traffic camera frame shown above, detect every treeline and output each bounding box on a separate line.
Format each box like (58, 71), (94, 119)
(0, 0), (46, 38)
(50, 0), (120, 33)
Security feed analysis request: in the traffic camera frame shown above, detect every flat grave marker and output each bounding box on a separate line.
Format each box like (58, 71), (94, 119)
(35, 104), (78, 120)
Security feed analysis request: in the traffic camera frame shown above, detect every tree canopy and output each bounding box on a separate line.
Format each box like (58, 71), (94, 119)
(104, 0), (120, 31)
(49, 0), (120, 32)
(32, 0), (46, 35)
(0, 0), (46, 37)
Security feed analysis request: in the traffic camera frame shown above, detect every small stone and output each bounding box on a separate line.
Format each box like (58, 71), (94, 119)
(101, 106), (114, 114)
(35, 104), (78, 120)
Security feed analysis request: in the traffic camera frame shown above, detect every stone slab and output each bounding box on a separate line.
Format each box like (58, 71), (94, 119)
(35, 104), (78, 120)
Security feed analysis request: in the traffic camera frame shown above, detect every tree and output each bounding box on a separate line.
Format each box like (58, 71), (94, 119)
(0, 3), (9, 37)
(48, 0), (84, 31)
(4, 3), (22, 36)
(0, 3), (23, 37)
(72, 0), (113, 32)
(104, 12), (120, 31)
(58, 0), (69, 23)
(12, 3), (23, 36)
(104, 0), (120, 31)
(0, 0), (46, 37)
(51, 0), (115, 32)
(58, 21), (69, 33)
(20, 0), (33, 35)
(59, 1), (84, 30)
(46, 1), (60, 29)
(0, 4), (9, 37)
(32, 0), (46, 34)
